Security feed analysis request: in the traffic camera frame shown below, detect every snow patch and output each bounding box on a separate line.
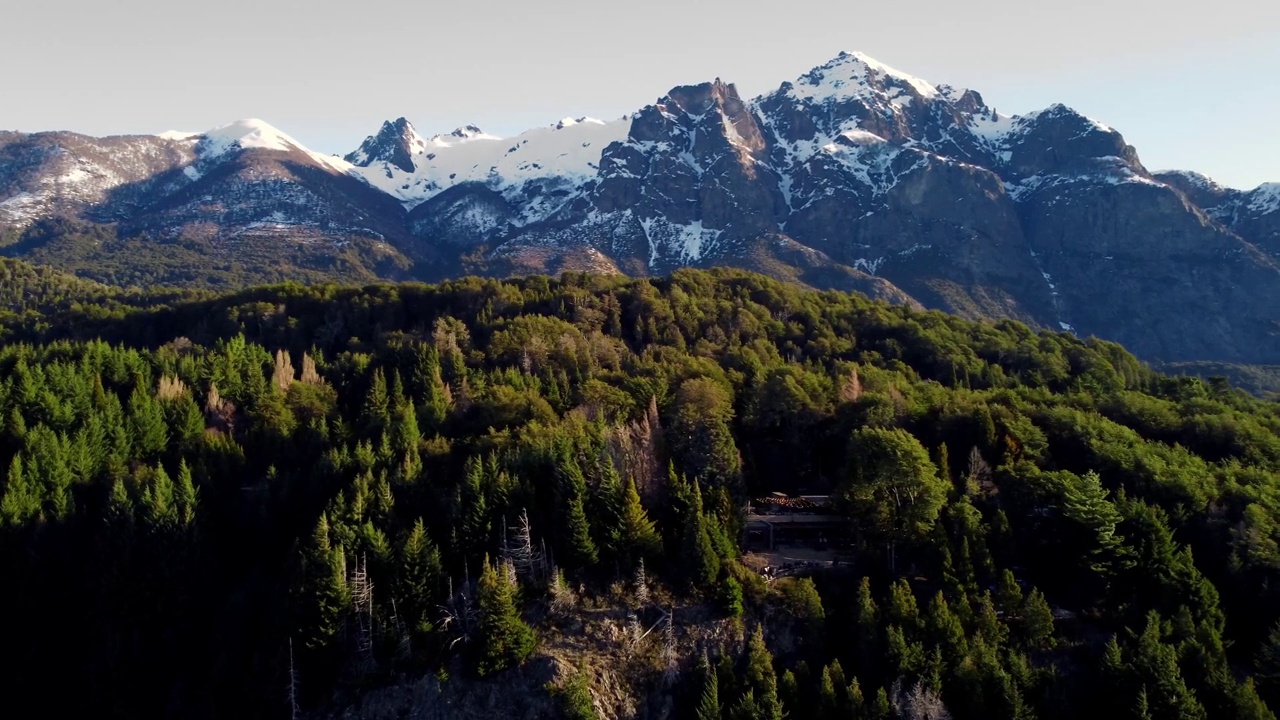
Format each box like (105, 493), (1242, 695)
(195, 118), (355, 174)
(350, 116), (629, 210)
(639, 216), (723, 266)
(1247, 183), (1280, 215)
(789, 51), (939, 103)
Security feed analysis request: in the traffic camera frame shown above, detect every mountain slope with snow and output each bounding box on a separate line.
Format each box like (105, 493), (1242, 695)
(1, 51), (1277, 365)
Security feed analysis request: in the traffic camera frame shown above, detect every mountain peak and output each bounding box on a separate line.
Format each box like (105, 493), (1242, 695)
(200, 119), (303, 157)
(346, 117), (428, 172)
(785, 51), (939, 104)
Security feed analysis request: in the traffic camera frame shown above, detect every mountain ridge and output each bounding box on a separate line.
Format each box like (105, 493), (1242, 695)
(1, 51), (1277, 366)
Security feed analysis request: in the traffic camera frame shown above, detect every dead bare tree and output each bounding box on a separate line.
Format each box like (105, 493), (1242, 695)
(299, 352), (323, 385)
(348, 554), (376, 675)
(439, 574), (479, 651)
(662, 605), (679, 686)
(273, 350), (296, 392)
(605, 395), (664, 504)
(288, 637), (299, 720)
(504, 509), (542, 583)
(389, 598), (411, 661)
(633, 558), (651, 609)
(967, 446), (995, 497)
(157, 375), (189, 402)
(204, 383), (236, 433)
(839, 365), (864, 403)
(892, 680), (952, 720)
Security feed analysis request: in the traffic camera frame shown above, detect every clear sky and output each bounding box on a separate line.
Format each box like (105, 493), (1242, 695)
(4, 0), (1277, 189)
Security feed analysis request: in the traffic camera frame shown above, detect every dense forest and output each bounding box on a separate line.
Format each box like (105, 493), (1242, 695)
(2, 266), (1280, 719)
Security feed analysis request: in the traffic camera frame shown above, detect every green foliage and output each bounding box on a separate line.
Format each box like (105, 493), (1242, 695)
(553, 664), (598, 720)
(841, 427), (948, 571)
(696, 655), (722, 720)
(0, 267), (1277, 718)
(742, 626), (783, 720)
(472, 557), (536, 677)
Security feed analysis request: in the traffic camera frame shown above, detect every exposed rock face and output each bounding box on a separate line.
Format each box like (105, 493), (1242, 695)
(344, 117), (425, 174)
(2, 52), (1278, 365)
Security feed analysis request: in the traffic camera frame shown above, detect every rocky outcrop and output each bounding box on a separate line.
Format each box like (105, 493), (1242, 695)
(344, 117), (424, 173)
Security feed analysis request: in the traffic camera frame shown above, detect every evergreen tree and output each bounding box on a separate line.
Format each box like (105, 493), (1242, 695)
(743, 626), (783, 720)
(411, 344), (450, 431)
(818, 662), (842, 720)
(295, 515), (350, 654)
(618, 475), (661, 568)
(682, 482), (721, 591)
(473, 556), (536, 677)
(925, 591), (967, 658)
(460, 455), (490, 557)
(564, 482), (599, 570)
(871, 688), (892, 720)
(1131, 612), (1208, 720)
(854, 576), (880, 669)
(696, 655), (722, 720)
(174, 459), (197, 527)
(128, 385), (168, 457)
(1021, 588), (1056, 649)
(0, 455), (39, 526)
(997, 569), (1024, 615)
(887, 579), (920, 632)
(398, 518), (442, 636)
(360, 368), (390, 437)
(1258, 620), (1280, 698)
(717, 569), (745, 618)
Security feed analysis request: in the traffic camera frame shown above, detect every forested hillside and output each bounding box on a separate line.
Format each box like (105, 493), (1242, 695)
(2, 268), (1279, 719)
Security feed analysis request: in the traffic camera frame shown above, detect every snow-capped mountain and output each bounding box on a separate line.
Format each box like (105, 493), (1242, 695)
(2, 52), (1278, 364)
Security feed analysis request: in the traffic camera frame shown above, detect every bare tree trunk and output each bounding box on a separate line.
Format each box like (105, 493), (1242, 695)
(288, 637), (299, 720)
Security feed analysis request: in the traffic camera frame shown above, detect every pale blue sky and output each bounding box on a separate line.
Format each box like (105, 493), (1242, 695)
(4, 0), (1277, 188)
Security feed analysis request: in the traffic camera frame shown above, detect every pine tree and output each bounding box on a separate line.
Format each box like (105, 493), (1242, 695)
(871, 687), (892, 720)
(1131, 612), (1207, 720)
(818, 662), (841, 720)
(1257, 620), (1280, 697)
(854, 576), (880, 669)
(398, 518), (442, 636)
(887, 579), (920, 632)
(996, 569), (1023, 615)
(925, 591), (967, 658)
(743, 626), (783, 720)
(128, 385), (168, 457)
(848, 677), (866, 719)
(143, 462), (177, 527)
(295, 515), (350, 653)
(564, 483), (599, 570)
(473, 556), (536, 677)
(460, 455), (490, 557)
(696, 655), (722, 720)
(682, 482), (721, 591)
(411, 344), (450, 430)
(1021, 588), (1056, 649)
(717, 569), (745, 618)
(360, 368), (390, 437)
(618, 475), (661, 568)
(174, 459), (197, 527)
(0, 455), (40, 526)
